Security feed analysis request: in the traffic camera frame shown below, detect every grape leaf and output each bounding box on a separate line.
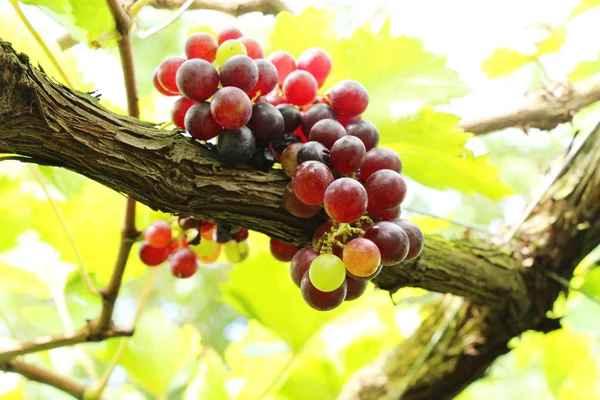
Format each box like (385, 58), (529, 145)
(184, 349), (230, 400)
(570, 0), (600, 19)
(0, 262), (50, 299)
(381, 109), (514, 199)
(535, 27), (566, 56)
(268, 8), (468, 110)
(482, 49), (533, 79)
(568, 54), (600, 81)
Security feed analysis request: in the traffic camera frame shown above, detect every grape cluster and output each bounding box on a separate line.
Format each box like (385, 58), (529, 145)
(139, 218), (250, 278)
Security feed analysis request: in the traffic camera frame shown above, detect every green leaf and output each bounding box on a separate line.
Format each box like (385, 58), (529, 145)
(482, 49), (533, 79)
(96, 309), (201, 396)
(0, 262), (50, 299)
(37, 167), (88, 198)
(382, 109), (514, 199)
(579, 267), (600, 298)
(222, 232), (348, 351)
(278, 354), (342, 400)
(570, 0), (600, 19)
(568, 54), (600, 81)
(535, 27), (566, 56)
(184, 349), (230, 400)
(269, 9), (468, 110)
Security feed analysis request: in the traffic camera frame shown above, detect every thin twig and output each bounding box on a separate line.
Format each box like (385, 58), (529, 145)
(136, 0), (195, 39)
(403, 206), (494, 236)
(502, 120), (599, 244)
(28, 165), (98, 296)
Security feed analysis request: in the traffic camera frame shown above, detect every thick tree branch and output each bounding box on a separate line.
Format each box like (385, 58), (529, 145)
(1, 359), (88, 399)
(459, 78), (600, 135)
(141, 0), (291, 15)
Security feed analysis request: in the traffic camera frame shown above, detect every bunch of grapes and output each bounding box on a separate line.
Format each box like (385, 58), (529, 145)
(139, 218), (250, 278)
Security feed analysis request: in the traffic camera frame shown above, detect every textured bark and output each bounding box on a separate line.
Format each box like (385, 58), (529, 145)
(2, 40), (600, 399)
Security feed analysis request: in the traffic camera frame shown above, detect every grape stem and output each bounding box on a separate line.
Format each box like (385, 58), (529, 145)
(315, 221), (365, 254)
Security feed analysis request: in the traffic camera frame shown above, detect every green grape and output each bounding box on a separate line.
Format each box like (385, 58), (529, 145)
(194, 238), (219, 257)
(215, 40), (247, 67)
(308, 254), (346, 292)
(224, 240), (250, 263)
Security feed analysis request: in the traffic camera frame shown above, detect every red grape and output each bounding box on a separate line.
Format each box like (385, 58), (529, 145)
(246, 103), (284, 143)
(360, 147), (402, 181)
(139, 242), (171, 266)
(371, 205), (401, 221)
(247, 60), (279, 99)
(282, 71), (317, 106)
(292, 161), (334, 205)
(364, 221), (409, 265)
(267, 51), (296, 85)
(263, 92), (287, 105)
(157, 56), (186, 94)
(168, 247), (198, 278)
(277, 104), (302, 133)
(301, 273), (346, 311)
(297, 48), (332, 88)
(323, 178), (368, 223)
(144, 220), (172, 248)
(282, 182), (321, 218)
(171, 97), (197, 129)
(345, 274), (368, 301)
(176, 59), (219, 102)
(301, 103), (337, 135)
(309, 119), (347, 149)
(217, 126), (256, 164)
(290, 247), (318, 287)
(281, 143), (303, 177)
(185, 32), (218, 62)
(330, 135), (366, 174)
(153, 69), (178, 96)
(210, 87), (252, 129)
(239, 37), (264, 59)
(270, 238), (299, 262)
(338, 114), (361, 127)
(297, 141), (330, 165)
(329, 80), (369, 117)
(346, 120), (379, 151)
(390, 219), (424, 261)
(232, 227), (249, 242)
(219, 55), (259, 92)
(184, 102), (222, 140)
(365, 169), (407, 212)
(343, 238), (381, 277)
(347, 263), (382, 281)
(217, 26), (243, 45)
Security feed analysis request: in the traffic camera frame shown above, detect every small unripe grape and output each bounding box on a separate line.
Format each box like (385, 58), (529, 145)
(216, 39), (247, 66)
(309, 254), (346, 292)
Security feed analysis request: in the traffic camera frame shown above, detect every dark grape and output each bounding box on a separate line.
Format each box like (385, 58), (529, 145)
(168, 247), (198, 278)
(329, 80), (369, 117)
(157, 56), (186, 94)
(153, 69), (178, 96)
(360, 147), (402, 181)
(390, 219), (424, 261)
(301, 104), (337, 135)
(371, 205), (401, 221)
(292, 161), (334, 205)
(282, 70), (318, 106)
(217, 26), (243, 45)
(185, 32), (218, 62)
(330, 135), (366, 174)
(282, 182), (321, 218)
(346, 120), (379, 151)
(345, 274), (368, 301)
(338, 114), (361, 128)
(247, 60), (279, 99)
(347, 263), (382, 281)
(239, 37), (264, 59)
(232, 227), (249, 242)
(296, 141), (330, 165)
(267, 51), (296, 85)
(171, 97), (197, 129)
(271, 132), (302, 154)
(219, 55), (259, 92)
(364, 222), (409, 265)
(210, 87), (252, 129)
(290, 247), (318, 287)
(270, 238), (299, 261)
(281, 143), (303, 177)
(178, 217), (201, 230)
(301, 273), (346, 311)
(365, 169), (407, 212)
(145, 220), (172, 248)
(323, 178), (368, 223)
(176, 59), (219, 102)
(309, 119), (347, 149)
(139, 242), (171, 266)
(277, 104), (302, 133)
(216, 224), (233, 243)
(297, 48), (332, 88)
(217, 126), (256, 164)
(184, 102), (222, 141)
(246, 103), (285, 143)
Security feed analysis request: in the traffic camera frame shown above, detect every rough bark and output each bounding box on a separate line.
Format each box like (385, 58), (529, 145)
(2, 40), (600, 399)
